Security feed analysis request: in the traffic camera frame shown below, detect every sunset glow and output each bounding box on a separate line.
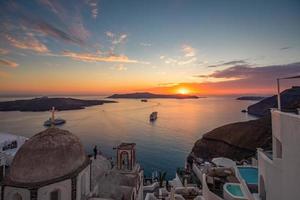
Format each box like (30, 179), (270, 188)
(177, 88), (190, 95)
(0, 0), (299, 96)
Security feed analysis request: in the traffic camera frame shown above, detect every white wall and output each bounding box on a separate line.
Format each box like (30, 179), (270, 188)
(76, 165), (91, 200)
(258, 110), (300, 200)
(38, 179), (72, 200)
(274, 111), (300, 200)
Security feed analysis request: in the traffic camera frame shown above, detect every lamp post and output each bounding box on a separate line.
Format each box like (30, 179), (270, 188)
(277, 78), (281, 110)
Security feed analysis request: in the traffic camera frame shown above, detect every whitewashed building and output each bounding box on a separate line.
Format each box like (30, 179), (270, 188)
(257, 109), (300, 200)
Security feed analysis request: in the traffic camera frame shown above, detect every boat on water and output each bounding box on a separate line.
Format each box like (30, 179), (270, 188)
(43, 107), (66, 127)
(150, 112), (158, 121)
(141, 99), (148, 102)
(44, 118), (66, 127)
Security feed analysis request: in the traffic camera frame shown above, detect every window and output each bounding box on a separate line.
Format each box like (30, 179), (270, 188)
(275, 138), (282, 158)
(12, 193), (22, 200)
(81, 174), (86, 196)
(50, 190), (60, 200)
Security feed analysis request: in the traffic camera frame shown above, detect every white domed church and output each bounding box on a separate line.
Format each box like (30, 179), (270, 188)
(0, 128), (91, 200)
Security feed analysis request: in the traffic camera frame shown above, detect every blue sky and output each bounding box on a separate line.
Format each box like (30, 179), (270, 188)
(0, 0), (299, 95)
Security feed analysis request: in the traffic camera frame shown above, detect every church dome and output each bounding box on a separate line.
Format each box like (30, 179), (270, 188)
(9, 128), (87, 183)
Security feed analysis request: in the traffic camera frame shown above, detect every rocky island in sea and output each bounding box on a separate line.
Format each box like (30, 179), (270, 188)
(189, 86), (300, 161)
(0, 97), (117, 112)
(107, 92), (200, 99)
(236, 96), (266, 101)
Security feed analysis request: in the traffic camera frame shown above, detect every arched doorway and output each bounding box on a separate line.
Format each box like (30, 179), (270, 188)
(50, 189), (61, 200)
(12, 193), (22, 200)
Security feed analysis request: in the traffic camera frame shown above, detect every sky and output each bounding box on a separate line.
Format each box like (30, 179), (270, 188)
(0, 0), (300, 96)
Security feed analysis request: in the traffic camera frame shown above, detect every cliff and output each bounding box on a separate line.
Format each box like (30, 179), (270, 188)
(248, 86), (300, 116)
(190, 86), (300, 161)
(0, 97), (117, 112)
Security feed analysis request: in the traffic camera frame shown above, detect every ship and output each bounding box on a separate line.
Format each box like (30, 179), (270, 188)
(149, 112), (158, 121)
(44, 118), (66, 127)
(43, 107), (66, 127)
(141, 99), (148, 102)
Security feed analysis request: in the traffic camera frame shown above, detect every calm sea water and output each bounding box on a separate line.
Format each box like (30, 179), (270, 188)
(0, 96), (257, 179)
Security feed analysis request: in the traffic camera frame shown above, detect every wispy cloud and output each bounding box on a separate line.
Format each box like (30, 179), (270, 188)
(140, 42), (152, 47)
(6, 34), (49, 53)
(280, 46), (292, 51)
(62, 50), (139, 63)
(112, 64), (127, 71)
(207, 60), (248, 68)
(106, 32), (128, 45)
(86, 0), (99, 19)
(182, 44), (196, 57)
(163, 44), (198, 66)
(195, 62), (300, 81)
(0, 59), (19, 68)
(0, 48), (9, 55)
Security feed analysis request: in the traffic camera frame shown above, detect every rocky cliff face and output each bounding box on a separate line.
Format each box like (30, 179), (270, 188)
(248, 86), (300, 116)
(190, 86), (300, 161)
(190, 116), (272, 161)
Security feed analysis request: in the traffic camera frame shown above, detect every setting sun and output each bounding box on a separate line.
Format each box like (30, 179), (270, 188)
(177, 87), (190, 95)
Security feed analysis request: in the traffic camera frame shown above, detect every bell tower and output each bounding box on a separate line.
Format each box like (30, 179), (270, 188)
(116, 143), (136, 171)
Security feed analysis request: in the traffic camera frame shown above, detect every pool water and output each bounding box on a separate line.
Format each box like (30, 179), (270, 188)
(226, 184), (244, 197)
(238, 167), (258, 184)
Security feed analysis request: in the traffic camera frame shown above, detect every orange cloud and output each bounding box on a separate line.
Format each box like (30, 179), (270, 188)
(62, 51), (139, 63)
(6, 35), (49, 53)
(0, 48), (9, 55)
(0, 59), (18, 68)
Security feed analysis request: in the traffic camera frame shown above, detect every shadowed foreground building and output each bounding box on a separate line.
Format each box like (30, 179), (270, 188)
(0, 128), (143, 200)
(0, 128), (91, 200)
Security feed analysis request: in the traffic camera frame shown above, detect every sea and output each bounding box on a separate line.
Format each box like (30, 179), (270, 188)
(0, 96), (257, 179)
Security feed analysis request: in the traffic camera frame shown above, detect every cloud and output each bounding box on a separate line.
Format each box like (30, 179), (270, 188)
(177, 57), (197, 65)
(34, 21), (85, 45)
(140, 42), (152, 47)
(182, 44), (196, 57)
(163, 44), (198, 66)
(113, 64), (127, 71)
(199, 62), (300, 80)
(86, 0), (99, 19)
(207, 60), (248, 68)
(38, 0), (59, 13)
(6, 34), (49, 53)
(0, 59), (19, 68)
(280, 46), (292, 51)
(0, 48), (9, 55)
(149, 62), (300, 95)
(8, 0), (88, 46)
(106, 31), (127, 45)
(62, 50), (139, 63)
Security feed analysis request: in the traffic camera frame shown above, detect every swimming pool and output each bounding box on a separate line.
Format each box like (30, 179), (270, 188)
(223, 183), (247, 200)
(237, 167), (258, 185)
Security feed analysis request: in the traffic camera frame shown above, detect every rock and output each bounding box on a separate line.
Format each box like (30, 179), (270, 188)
(237, 96), (266, 101)
(190, 86), (300, 161)
(247, 86), (300, 117)
(0, 97), (117, 112)
(107, 92), (200, 99)
(190, 116), (272, 161)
